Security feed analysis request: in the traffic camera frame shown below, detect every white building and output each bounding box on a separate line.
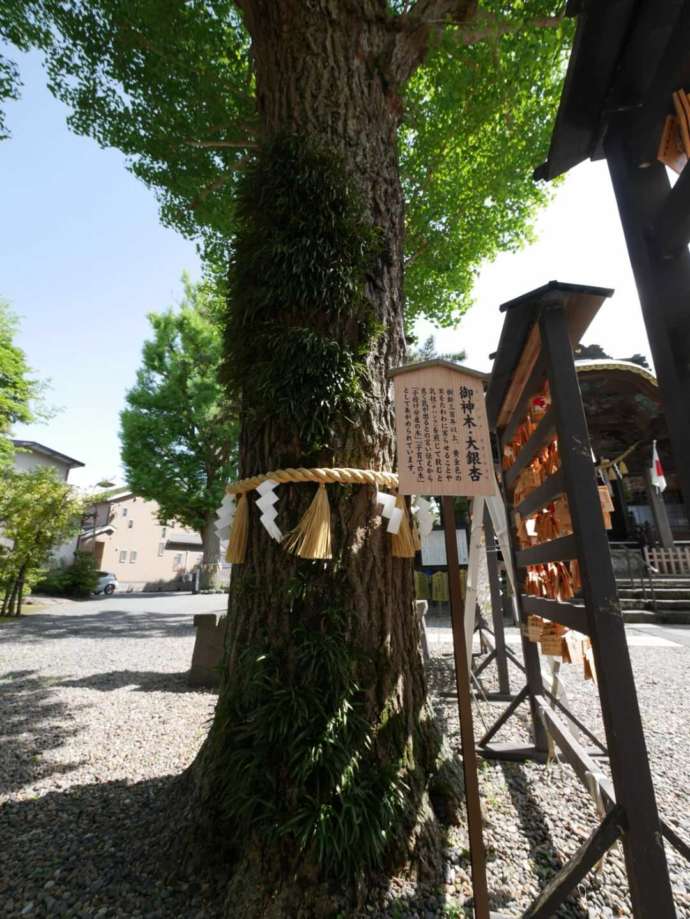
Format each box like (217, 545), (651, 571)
(12, 440), (85, 481)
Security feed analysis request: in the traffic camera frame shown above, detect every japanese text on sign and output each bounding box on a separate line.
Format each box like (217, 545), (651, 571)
(392, 365), (494, 496)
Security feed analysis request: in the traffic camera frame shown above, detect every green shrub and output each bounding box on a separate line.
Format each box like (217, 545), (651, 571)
(34, 552), (100, 597)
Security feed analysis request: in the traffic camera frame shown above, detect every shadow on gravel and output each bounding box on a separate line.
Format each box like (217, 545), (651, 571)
(5, 609), (199, 643)
(0, 670), (83, 796)
(0, 775), (226, 919)
(58, 669), (214, 694)
(500, 762), (589, 918)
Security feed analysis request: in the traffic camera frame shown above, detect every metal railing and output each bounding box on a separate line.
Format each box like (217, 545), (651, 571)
(610, 542), (657, 614)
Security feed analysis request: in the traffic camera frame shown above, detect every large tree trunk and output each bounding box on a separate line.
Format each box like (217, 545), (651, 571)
(179, 4), (460, 915)
(200, 512), (222, 589)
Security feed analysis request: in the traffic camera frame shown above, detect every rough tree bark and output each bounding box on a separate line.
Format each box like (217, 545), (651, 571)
(178, 2), (473, 915)
(200, 512), (222, 589)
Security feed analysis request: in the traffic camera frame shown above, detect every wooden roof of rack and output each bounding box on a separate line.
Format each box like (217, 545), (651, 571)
(486, 281), (614, 429)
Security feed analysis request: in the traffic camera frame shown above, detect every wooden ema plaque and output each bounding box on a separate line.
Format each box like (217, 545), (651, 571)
(390, 361), (493, 497)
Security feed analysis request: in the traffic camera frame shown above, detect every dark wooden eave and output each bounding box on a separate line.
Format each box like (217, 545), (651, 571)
(486, 281), (613, 428)
(535, 0), (690, 181)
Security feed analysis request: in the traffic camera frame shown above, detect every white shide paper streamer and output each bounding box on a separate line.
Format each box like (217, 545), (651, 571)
(375, 491), (404, 535)
(256, 479), (283, 541)
(215, 493), (236, 542)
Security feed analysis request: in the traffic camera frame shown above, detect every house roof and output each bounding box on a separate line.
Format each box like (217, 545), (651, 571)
(94, 487), (132, 503)
(576, 359), (657, 387)
(575, 360), (666, 473)
(12, 440), (85, 469)
(388, 359), (489, 381)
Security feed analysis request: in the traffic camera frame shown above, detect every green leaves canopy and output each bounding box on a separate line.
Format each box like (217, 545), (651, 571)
(120, 276), (238, 535)
(0, 467), (86, 596)
(2, 0), (571, 326)
(0, 300), (38, 468)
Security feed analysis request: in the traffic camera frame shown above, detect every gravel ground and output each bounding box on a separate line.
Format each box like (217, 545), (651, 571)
(0, 595), (224, 919)
(1, 597), (688, 918)
(415, 617), (690, 919)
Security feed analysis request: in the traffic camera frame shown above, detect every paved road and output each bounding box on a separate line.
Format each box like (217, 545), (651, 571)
(16, 591), (228, 639)
(425, 617), (690, 651)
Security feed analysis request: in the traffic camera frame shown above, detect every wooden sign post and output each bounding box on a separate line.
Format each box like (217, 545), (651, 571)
(390, 360), (494, 919)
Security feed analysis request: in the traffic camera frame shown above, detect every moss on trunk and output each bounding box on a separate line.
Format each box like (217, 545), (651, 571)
(177, 4), (463, 913)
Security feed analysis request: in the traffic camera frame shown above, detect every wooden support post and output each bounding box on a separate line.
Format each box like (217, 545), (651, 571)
(496, 474), (548, 754)
(441, 496), (490, 919)
(644, 467), (675, 549)
(606, 121), (690, 518)
(540, 303), (675, 918)
(522, 806), (626, 919)
(484, 506), (510, 696)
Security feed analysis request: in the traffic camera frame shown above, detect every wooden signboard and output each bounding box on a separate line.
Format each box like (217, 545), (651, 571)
(390, 359), (492, 919)
(391, 361), (493, 496)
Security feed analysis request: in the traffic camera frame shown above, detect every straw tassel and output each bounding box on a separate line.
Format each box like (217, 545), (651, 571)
(411, 516), (423, 552)
(391, 496), (417, 558)
(226, 493), (249, 563)
(283, 483), (332, 559)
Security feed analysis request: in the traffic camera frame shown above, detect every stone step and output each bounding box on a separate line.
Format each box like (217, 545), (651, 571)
(620, 597), (690, 610)
(623, 609), (690, 624)
(618, 587), (690, 600)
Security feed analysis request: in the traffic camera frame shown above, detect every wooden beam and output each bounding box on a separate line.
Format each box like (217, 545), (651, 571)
(441, 496), (490, 919)
(522, 805), (626, 919)
(541, 302), (675, 917)
(515, 469), (565, 518)
(477, 685), (528, 747)
(516, 533), (578, 568)
(473, 648), (496, 678)
(484, 507), (510, 695)
(653, 161), (690, 257)
(500, 364), (549, 455)
(536, 697), (615, 807)
(504, 408), (556, 490)
(542, 688), (608, 756)
(661, 819), (690, 863)
(624, 1), (690, 167)
(498, 455), (549, 753)
(496, 323), (542, 428)
(606, 120), (690, 519)
(521, 594), (589, 634)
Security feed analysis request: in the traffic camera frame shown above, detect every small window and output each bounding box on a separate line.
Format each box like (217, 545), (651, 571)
(130, 550), (137, 563)
(128, 520), (134, 529)
(173, 553), (183, 568)
(122, 507), (128, 517)
(158, 542), (165, 557)
(161, 527), (167, 537)
(119, 550), (127, 564)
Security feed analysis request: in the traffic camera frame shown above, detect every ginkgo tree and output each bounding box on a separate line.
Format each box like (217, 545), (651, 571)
(120, 276), (239, 582)
(2, 1), (573, 912)
(0, 300), (38, 469)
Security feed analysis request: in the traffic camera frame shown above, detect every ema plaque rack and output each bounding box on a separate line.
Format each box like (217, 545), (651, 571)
(481, 282), (677, 918)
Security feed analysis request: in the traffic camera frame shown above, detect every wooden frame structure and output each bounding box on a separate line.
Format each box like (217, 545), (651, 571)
(534, 0), (690, 516)
(482, 282), (676, 917)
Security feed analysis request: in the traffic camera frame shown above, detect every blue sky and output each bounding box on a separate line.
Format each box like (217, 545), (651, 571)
(2, 51), (201, 486)
(3, 50), (653, 488)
